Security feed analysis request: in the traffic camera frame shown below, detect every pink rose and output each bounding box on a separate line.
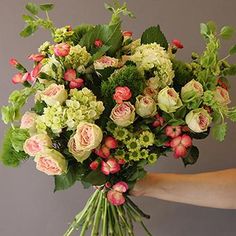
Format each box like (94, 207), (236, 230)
(23, 134), (52, 156)
(64, 69), (84, 89)
(20, 112), (37, 134)
(214, 86), (231, 105)
(74, 122), (103, 151)
(113, 86), (132, 104)
(101, 158), (120, 175)
(54, 43), (70, 57)
(94, 56), (118, 70)
(28, 54), (45, 62)
(35, 149), (68, 176)
(110, 102), (135, 127)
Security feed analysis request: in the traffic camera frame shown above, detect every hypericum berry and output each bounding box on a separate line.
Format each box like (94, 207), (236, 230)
(181, 134), (192, 148)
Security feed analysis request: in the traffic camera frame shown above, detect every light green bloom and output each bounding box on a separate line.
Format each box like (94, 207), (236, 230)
(39, 103), (66, 134)
(158, 87), (183, 113)
(135, 95), (157, 118)
(64, 45), (91, 69)
(126, 138), (141, 151)
(65, 88), (104, 130)
(53, 26), (74, 43)
(130, 43), (174, 88)
(128, 150), (141, 161)
(40, 56), (64, 80)
(140, 149), (149, 159)
(148, 153), (159, 164)
(113, 127), (130, 141)
(38, 41), (52, 55)
(139, 131), (155, 147)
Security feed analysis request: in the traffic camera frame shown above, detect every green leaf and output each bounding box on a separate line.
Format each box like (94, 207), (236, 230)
(227, 107), (236, 122)
(1, 106), (16, 124)
(141, 25), (168, 49)
(212, 123), (227, 142)
(182, 146), (199, 166)
(25, 3), (39, 15)
(20, 24), (38, 37)
(91, 45), (111, 61)
(168, 119), (185, 126)
(32, 101), (47, 115)
(220, 26), (235, 39)
(207, 21), (217, 34)
(22, 15), (35, 22)
(200, 23), (209, 37)
(54, 165), (78, 192)
(10, 128), (29, 152)
(82, 170), (107, 186)
(229, 44), (236, 55)
(39, 4), (54, 11)
(223, 64), (236, 76)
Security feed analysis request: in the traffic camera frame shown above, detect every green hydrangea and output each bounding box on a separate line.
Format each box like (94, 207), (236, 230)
(38, 103), (66, 134)
(53, 26), (74, 43)
(130, 43), (174, 88)
(64, 45), (91, 69)
(139, 131), (155, 147)
(65, 88), (105, 130)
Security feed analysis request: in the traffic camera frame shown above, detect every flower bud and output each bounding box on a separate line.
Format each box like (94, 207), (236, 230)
(135, 95), (157, 118)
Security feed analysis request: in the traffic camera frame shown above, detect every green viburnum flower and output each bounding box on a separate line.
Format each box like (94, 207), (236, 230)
(140, 149), (149, 159)
(125, 138), (140, 151)
(148, 153), (159, 164)
(53, 26), (74, 43)
(113, 127), (129, 141)
(64, 45), (91, 69)
(65, 88), (104, 130)
(38, 103), (66, 134)
(130, 43), (174, 88)
(139, 131), (155, 147)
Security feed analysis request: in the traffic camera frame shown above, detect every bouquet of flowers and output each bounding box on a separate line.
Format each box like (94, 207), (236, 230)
(1, 1), (236, 235)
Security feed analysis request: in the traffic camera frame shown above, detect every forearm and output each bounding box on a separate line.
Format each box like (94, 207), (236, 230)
(132, 169), (236, 209)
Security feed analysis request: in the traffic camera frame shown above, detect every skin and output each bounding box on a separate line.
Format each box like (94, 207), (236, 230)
(130, 168), (236, 209)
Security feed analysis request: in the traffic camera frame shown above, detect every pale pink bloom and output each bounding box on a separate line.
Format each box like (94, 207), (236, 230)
(113, 86), (132, 104)
(165, 126), (182, 138)
(107, 190), (125, 206)
(54, 43), (70, 57)
(101, 158), (120, 175)
(94, 56), (118, 70)
(104, 136), (118, 149)
(112, 181), (128, 193)
(36, 156), (62, 175)
(28, 54), (45, 62)
(214, 86), (231, 105)
(20, 112), (37, 134)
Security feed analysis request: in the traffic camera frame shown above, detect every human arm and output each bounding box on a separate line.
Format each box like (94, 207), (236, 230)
(130, 168), (236, 209)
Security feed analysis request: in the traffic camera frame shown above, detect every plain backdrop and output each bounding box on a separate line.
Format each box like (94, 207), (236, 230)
(0, 0), (236, 235)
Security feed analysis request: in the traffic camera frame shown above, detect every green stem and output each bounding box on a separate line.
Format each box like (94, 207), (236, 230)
(110, 205), (123, 236)
(102, 197), (108, 236)
(108, 205), (114, 235)
(91, 191), (104, 236)
(117, 206), (132, 234)
(64, 190), (99, 236)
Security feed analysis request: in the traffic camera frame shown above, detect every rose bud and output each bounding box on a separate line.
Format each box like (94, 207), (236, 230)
(34, 149), (68, 176)
(112, 181), (128, 193)
(68, 137), (91, 162)
(172, 39), (184, 49)
(94, 39), (103, 48)
(113, 86), (132, 104)
(186, 108), (212, 133)
(157, 87), (183, 113)
(9, 58), (19, 67)
(90, 160), (99, 170)
(107, 189), (125, 206)
(135, 95), (157, 118)
(181, 80), (204, 103)
(122, 31), (133, 40)
(105, 182), (112, 188)
(94, 56), (119, 70)
(69, 78), (84, 89)
(12, 73), (25, 84)
(213, 86), (231, 106)
(104, 136), (118, 149)
(41, 83), (68, 106)
(101, 145), (111, 158)
(54, 43), (70, 57)
(28, 54), (45, 62)
(101, 158), (120, 175)
(23, 134), (53, 157)
(165, 126), (182, 138)
(74, 122), (103, 151)
(110, 102), (135, 127)
(64, 69), (76, 81)
(174, 144), (187, 158)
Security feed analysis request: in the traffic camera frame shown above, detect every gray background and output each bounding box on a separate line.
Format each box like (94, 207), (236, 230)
(0, 0), (236, 235)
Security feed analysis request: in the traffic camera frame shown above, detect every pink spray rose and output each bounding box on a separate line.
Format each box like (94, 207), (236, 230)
(12, 73), (25, 84)
(213, 86), (231, 105)
(101, 158), (120, 175)
(35, 149), (68, 176)
(110, 102), (135, 127)
(113, 86), (132, 104)
(165, 125), (182, 138)
(9, 58), (19, 66)
(23, 134), (52, 156)
(28, 54), (45, 62)
(20, 112), (37, 134)
(94, 56), (119, 70)
(54, 43), (70, 57)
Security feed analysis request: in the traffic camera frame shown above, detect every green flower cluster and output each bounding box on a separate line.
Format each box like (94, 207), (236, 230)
(38, 41), (53, 55)
(64, 45), (91, 69)
(65, 88), (105, 130)
(130, 43), (174, 88)
(53, 26), (74, 43)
